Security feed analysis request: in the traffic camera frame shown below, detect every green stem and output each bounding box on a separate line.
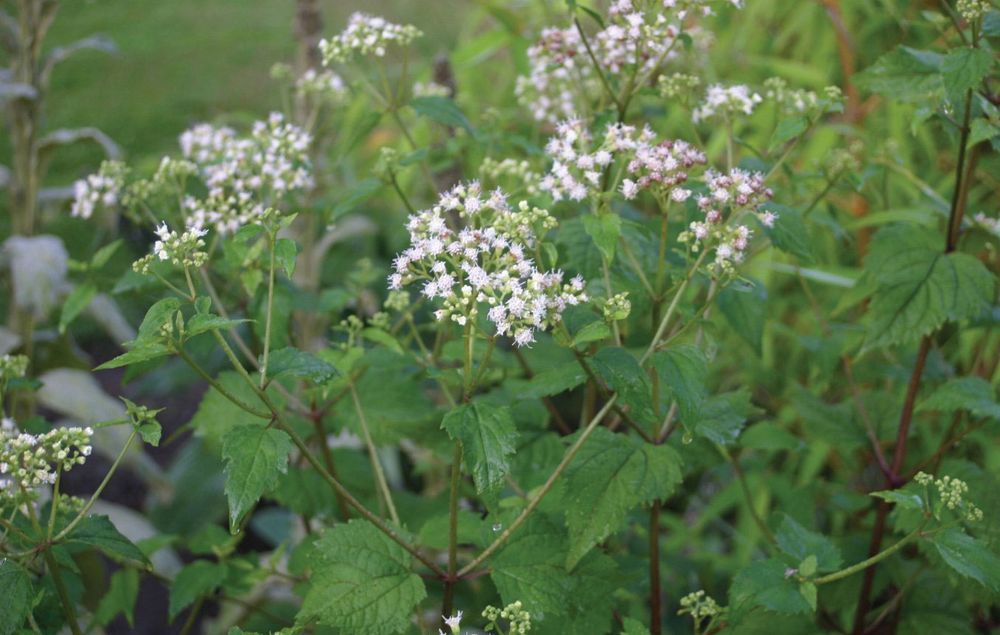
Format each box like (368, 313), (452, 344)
(175, 347), (270, 419)
(815, 524), (926, 585)
(573, 17), (623, 113)
(54, 429), (138, 542)
(260, 231), (277, 388)
(458, 396), (618, 577)
(441, 441), (462, 623)
(350, 383), (400, 525)
(42, 549), (84, 635)
(640, 250), (708, 365)
(720, 445), (777, 545)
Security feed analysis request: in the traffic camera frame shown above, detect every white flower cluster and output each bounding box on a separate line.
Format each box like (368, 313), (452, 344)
(679, 168), (774, 274)
(0, 418), (93, 495)
(71, 160), (128, 220)
(516, 0), (744, 123)
(133, 222), (208, 274)
(539, 118), (618, 202)
(388, 182), (588, 347)
(179, 112), (312, 234)
(692, 84), (762, 123)
(678, 590), (721, 620)
(0, 354), (29, 381)
(620, 131), (706, 201)
(296, 68), (348, 103)
(957, 0), (990, 21)
(319, 13), (422, 63)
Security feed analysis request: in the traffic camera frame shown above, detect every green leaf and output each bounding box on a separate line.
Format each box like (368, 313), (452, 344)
(189, 371), (274, 446)
(300, 520), (426, 635)
(563, 428), (682, 567)
(622, 618), (651, 635)
(775, 514), (842, 573)
(769, 116), (808, 151)
(520, 362), (587, 398)
(864, 225), (994, 349)
(274, 237), (299, 278)
(441, 401), (518, 495)
(582, 213), (622, 261)
(95, 342), (171, 370)
(136, 297), (182, 341)
(264, 347), (337, 383)
(870, 488), (925, 511)
(798, 555), (818, 578)
(762, 204), (814, 263)
(694, 390), (758, 445)
(222, 426), (293, 533)
(918, 376), (1000, 420)
(90, 239), (123, 269)
(59, 282), (97, 334)
(330, 177), (383, 221)
(730, 558), (813, 615)
(94, 568), (139, 627)
(65, 515), (148, 563)
(138, 421), (162, 446)
(186, 313), (247, 338)
(591, 347), (656, 426)
(941, 48), (992, 96)
(717, 281), (766, 355)
(489, 514), (573, 617)
(854, 46), (943, 102)
(0, 560), (32, 635)
(799, 582), (817, 611)
(652, 345), (707, 424)
(362, 327), (404, 354)
(932, 529), (1000, 592)
(169, 560), (227, 620)
(573, 320), (612, 347)
(410, 96), (474, 133)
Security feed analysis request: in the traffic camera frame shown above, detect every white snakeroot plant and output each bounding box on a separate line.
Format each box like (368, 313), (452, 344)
(692, 83), (763, 123)
(388, 182), (587, 346)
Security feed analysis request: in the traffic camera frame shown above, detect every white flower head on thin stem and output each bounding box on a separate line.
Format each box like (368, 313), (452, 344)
(443, 610), (462, 634)
(319, 13), (422, 63)
(692, 84), (762, 123)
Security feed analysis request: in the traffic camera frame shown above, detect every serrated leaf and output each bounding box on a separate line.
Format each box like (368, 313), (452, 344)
(410, 95), (474, 133)
(264, 346), (337, 383)
(441, 401), (518, 495)
(591, 347), (656, 426)
(582, 213), (622, 261)
(941, 48), (992, 96)
(300, 520), (426, 635)
(490, 514), (573, 617)
(864, 225), (994, 349)
(521, 363), (587, 398)
(95, 342), (171, 370)
(694, 390), (758, 445)
(769, 116), (808, 151)
(138, 421), (162, 446)
(563, 428), (681, 568)
(222, 426), (293, 533)
(0, 560), (32, 635)
(136, 297), (182, 341)
(186, 312), (247, 338)
(169, 560), (227, 620)
(932, 529), (1000, 592)
(730, 558), (812, 615)
(918, 376), (1000, 420)
(854, 46), (943, 102)
(870, 488), (925, 511)
(717, 281), (767, 355)
(65, 514), (148, 563)
(622, 618), (651, 635)
(775, 514), (842, 573)
(59, 282), (97, 334)
(189, 370), (275, 446)
(94, 568), (139, 627)
(652, 345), (707, 424)
(274, 237), (299, 278)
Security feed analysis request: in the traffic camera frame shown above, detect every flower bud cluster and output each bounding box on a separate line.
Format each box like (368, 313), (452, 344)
(957, 0), (990, 21)
(678, 590), (721, 620)
(659, 72), (702, 102)
(480, 157), (542, 196)
(0, 419), (93, 495)
(483, 600), (531, 634)
(679, 168), (774, 274)
(179, 112), (312, 234)
(604, 292), (632, 322)
(620, 131), (706, 201)
(387, 182), (587, 347)
(71, 160), (128, 220)
(764, 78), (844, 116)
(133, 223), (208, 274)
(296, 68), (348, 103)
(915, 471), (985, 522)
(0, 354), (29, 381)
(692, 84), (762, 123)
(598, 1), (682, 76)
(319, 13), (422, 63)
